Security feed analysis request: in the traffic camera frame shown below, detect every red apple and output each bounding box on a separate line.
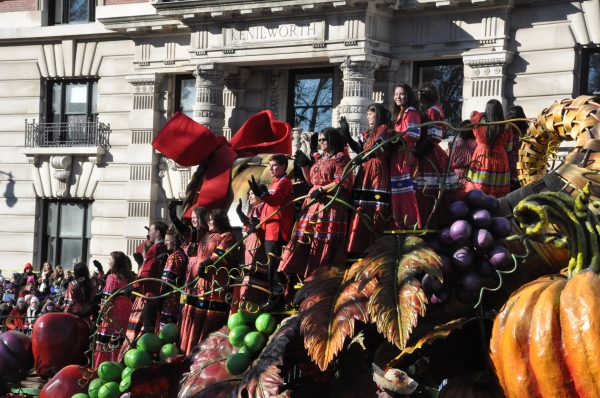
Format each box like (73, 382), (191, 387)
(39, 365), (96, 398)
(32, 313), (90, 379)
(0, 330), (34, 381)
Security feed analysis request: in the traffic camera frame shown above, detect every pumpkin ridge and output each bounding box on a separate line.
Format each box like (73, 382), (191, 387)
(498, 279), (553, 398)
(560, 271), (600, 398)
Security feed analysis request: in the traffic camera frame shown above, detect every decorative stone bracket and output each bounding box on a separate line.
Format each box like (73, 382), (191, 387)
(158, 156), (192, 200)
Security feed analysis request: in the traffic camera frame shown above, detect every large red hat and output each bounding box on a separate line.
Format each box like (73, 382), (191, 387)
(152, 112), (219, 167)
(229, 110), (292, 155)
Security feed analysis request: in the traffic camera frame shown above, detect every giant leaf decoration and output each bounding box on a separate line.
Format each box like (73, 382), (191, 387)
(292, 267), (374, 371)
(179, 326), (242, 398)
(349, 236), (441, 350)
(233, 315), (300, 398)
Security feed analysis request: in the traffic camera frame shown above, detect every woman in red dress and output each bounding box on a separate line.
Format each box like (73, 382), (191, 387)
(94, 251), (135, 368)
(279, 127), (351, 278)
(465, 99), (513, 198)
(389, 84), (422, 230)
(64, 262), (96, 321)
(415, 83), (457, 228)
(446, 120), (477, 181)
(158, 226), (188, 330)
(347, 104), (393, 254)
(179, 209), (237, 355)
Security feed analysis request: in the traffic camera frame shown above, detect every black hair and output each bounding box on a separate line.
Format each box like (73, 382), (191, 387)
(109, 251), (135, 283)
(73, 262), (94, 303)
(367, 103), (392, 135)
(150, 221), (169, 240)
(458, 119), (475, 141)
(318, 127), (346, 155)
(484, 99), (506, 156)
(207, 209), (233, 233)
(507, 105), (528, 139)
(192, 207), (209, 230)
(418, 82), (440, 107)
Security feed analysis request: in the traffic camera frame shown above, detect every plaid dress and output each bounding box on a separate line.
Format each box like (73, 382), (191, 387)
(159, 248), (188, 330)
(465, 111), (513, 198)
(279, 151), (351, 277)
(347, 125), (392, 253)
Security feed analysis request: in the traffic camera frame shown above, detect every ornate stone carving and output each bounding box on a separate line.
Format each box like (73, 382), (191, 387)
(339, 57), (379, 79)
(194, 65), (229, 87)
(51, 156), (72, 182)
(270, 71), (280, 119)
(192, 110), (225, 118)
(337, 105), (366, 114)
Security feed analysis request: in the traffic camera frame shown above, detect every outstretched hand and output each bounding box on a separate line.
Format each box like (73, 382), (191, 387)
(168, 203), (178, 221)
(236, 198), (249, 225)
(92, 260), (103, 274)
(340, 116), (350, 136)
(248, 175), (263, 197)
(294, 150), (311, 168)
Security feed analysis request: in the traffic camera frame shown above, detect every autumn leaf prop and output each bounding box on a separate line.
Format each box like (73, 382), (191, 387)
(350, 236), (442, 350)
(233, 315), (300, 398)
(292, 267), (373, 371)
(178, 326), (242, 398)
(293, 235), (442, 371)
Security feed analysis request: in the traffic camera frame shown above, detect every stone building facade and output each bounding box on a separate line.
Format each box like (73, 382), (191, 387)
(0, 0), (597, 270)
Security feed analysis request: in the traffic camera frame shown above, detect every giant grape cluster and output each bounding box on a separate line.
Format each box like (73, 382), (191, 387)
(425, 189), (513, 305)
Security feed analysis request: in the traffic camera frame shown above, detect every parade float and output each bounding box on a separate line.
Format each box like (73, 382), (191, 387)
(4, 96), (600, 398)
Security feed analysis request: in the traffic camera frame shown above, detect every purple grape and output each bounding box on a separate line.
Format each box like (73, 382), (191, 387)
(483, 195), (499, 216)
(426, 238), (445, 254)
(451, 247), (474, 272)
(487, 245), (513, 271)
(472, 228), (493, 251)
(470, 209), (492, 229)
(465, 189), (487, 208)
(430, 288), (450, 304)
(439, 254), (453, 276)
(439, 227), (455, 248)
(422, 274), (444, 294)
(459, 271), (483, 292)
(449, 201), (470, 221)
(475, 257), (495, 278)
(456, 287), (478, 304)
(489, 217), (512, 238)
(450, 220), (473, 244)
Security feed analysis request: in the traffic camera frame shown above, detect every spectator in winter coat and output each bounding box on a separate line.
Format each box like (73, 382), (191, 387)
(6, 297), (27, 331)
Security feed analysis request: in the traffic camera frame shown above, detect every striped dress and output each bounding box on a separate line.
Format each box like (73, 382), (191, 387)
(390, 106), (421, 230)
(179, 231), (236, 355)
(465, 111), (513, 198)
(158, 247), (188, 330)
(279, 151), (351, 277)
(416, 104), (457, 228)
(347, 125), (392, 254)
(94, 274), (132, 368)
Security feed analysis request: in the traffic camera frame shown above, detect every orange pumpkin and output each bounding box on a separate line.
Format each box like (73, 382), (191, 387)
(490, 271), (600, 398)
(439, 375), (505, 398)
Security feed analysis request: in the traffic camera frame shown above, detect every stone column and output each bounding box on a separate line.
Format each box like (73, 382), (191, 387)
(125, 73), (163, 258)
(223, 67), (250, 139)
(193, 64), (228, 136)
(373, 62), (400, 111)
(336, 57), (379, 138)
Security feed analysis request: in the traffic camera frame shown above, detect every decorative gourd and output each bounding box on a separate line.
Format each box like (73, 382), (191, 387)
(490, 184), (600, 398)
(440, 375), (505, 398)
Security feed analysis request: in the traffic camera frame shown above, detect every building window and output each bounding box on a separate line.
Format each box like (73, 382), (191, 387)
(288, 68), (334, 133)
(414, 59), (464, 129)
(40, 200), (93, 269)
(174, 75), (196, 118)
(46, 79), (98, 141)
(581, 48), (600, 95)
(50, 0), (95, 25)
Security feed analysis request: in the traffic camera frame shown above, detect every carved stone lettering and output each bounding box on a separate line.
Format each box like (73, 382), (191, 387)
(229, 22), (319, 43)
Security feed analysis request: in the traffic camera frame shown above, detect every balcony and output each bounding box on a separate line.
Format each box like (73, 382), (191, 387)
(21, 120), (111, 166)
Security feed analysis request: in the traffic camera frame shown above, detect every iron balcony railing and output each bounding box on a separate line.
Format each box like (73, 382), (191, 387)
(24, 119), (111, 149)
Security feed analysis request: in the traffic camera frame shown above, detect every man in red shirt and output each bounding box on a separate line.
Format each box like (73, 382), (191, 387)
(249, 154), (294, 312)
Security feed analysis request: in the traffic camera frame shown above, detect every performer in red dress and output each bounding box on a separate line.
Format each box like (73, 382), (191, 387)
(415, 83), (457, 228)
(248, 154), (294, 312)
(389, 84), (422, 230)
(159, 226), (188, 330)
(94, 251), (135, 368)
(465, 99), (513, 198)
(279, 127), (351, 278)
(347, 103), (393, 254)
(179, 209), (237, 355)
(446, 120), (477, 181)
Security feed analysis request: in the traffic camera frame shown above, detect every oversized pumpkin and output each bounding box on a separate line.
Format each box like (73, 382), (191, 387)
(490, 272), (600, 398)
(440, 374), (505, 398)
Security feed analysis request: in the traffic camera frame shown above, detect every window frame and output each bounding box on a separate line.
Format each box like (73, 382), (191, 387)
(580, 47), (600, 96)
(49, 0), (95, 26)
(413, 58), (465, 130)
(174, 74), (196, 118)
(287, 67), (335, 133)
(37, 198), (93, 270)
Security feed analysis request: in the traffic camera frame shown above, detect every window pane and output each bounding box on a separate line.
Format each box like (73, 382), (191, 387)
(65, 83), (88, 114)
(54, 0), (63, 24)
(85, 203), (93, 239)
(180, 79), (196, 115)
(52, 83), (62, 117)
(47, 237), (56, 265)
(91, 82), (98, 114)
(60, 202), (84, 238)
(47, 201), (58, 237)
(293, 74), (333, 132)
(69, 0), (88, 22)
(586, 53), (600, 94)
(61, 239), (82, 269)
(418, 64), (464, 128)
